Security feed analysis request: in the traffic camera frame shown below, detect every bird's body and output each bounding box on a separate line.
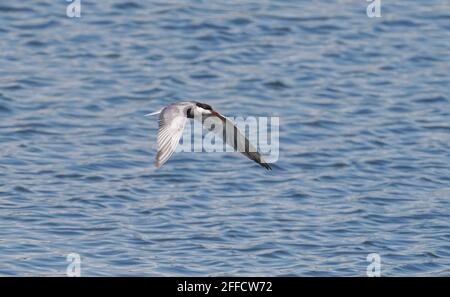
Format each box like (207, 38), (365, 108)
(146, 101), (271, 170)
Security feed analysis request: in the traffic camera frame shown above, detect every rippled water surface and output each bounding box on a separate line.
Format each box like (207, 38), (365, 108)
(1, 0), (450, 276)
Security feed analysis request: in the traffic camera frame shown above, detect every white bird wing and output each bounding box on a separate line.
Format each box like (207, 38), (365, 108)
(204, 113), (272, 170)
(155, 105), (187, 168)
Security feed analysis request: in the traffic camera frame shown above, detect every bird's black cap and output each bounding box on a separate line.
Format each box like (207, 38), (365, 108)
(195, 102), (213, 111)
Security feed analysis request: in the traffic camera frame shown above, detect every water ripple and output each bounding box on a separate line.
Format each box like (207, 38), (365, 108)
(0, 0), (449, 276)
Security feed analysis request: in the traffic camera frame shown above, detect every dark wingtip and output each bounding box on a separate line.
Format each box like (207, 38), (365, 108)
(261, 162), (272, 170)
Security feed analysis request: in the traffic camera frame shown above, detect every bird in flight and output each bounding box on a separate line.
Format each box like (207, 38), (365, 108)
(146, 101), (271, 170)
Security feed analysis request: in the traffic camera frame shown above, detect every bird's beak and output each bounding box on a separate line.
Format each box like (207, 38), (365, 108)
(211, 110), (220, 116)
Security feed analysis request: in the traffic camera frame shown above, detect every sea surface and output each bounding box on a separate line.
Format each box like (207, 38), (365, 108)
(0, 0), (449, 276)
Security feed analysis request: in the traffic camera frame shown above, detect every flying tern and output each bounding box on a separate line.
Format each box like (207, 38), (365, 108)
(146, 101), (271, 170)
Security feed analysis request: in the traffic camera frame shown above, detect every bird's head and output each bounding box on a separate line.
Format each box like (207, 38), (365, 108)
(194, 102), (220, 116)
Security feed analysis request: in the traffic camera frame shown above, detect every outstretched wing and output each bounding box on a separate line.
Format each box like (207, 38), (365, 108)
(155, 106), (187, 168)
(204, 113), (272, 170)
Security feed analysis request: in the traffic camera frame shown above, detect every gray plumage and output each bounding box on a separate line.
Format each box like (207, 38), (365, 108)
(147, 101), (271, 170)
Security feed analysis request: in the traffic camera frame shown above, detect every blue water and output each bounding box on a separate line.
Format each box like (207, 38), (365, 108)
(1, 0), (449, 276)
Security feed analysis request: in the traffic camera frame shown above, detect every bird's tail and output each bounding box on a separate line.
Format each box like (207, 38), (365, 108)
(144, 108), (163, 116)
